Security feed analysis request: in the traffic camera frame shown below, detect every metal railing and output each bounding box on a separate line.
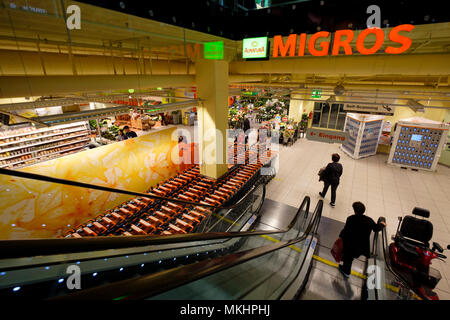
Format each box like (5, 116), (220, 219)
(51, 197), (320, 300)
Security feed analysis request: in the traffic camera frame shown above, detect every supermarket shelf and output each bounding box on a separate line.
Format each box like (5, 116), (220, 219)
(0, 151), (34, 161)
(1, 145), (89, 169)
(0, 131), (89, 154)
(0, 139), (90, 168)
(0, 137), (91, 161)
(34, 142), (89, 161)
(0, 122), (86, 141)
(0, 127), (88, 148)
(33, 137), (91, 154)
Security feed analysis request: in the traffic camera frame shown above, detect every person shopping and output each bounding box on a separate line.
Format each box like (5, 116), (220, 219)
(319, 153), (343, 207)
(243, 115), (251, 145)
(123, 126), (137, 139)
(117, 129), (125, 141)
(338, 202), (386, 278)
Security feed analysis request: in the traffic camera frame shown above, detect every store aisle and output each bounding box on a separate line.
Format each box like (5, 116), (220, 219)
(266, 138), (450, 298)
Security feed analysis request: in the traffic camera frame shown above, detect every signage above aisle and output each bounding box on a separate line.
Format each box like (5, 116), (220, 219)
(243, 24), (414, 59)
(204, 41), (224, 59)
(242, 37), (269, 59)
(306, 128), (349, 144)
(311, 89), (322, 98)
(343, 103), (395, 115)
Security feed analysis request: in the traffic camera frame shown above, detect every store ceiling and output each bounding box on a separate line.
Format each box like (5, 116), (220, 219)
(0, 0), (449, 110)
(76, 0), (449, 40)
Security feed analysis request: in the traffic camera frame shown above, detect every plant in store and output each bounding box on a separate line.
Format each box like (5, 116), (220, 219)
(300, 113), (309, 129)
(89, 120), (97, 130)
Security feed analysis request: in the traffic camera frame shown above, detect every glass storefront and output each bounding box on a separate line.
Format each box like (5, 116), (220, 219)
(312, 102), (347, 130)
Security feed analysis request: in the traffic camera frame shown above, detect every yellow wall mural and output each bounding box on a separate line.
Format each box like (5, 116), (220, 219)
(0, 127), (180, 240)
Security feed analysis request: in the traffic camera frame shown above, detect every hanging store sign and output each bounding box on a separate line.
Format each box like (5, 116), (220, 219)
(306, 128), (349, 144)
(242, 37), (269, 59)
(311, 89), (322, 98)
(204, 41), (224, 60)
(272, 24), (414, 57)
(344, 104), (395, 115)
(242, 91), (258, 96)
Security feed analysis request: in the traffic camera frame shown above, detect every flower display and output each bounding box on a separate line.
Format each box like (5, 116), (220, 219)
(228, 91), (291, 130)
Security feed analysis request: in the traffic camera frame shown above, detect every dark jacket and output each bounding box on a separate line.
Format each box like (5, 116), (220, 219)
(339, 214), (383, 258)
(321, 162), (343, 185)
(125, 131), (137, 139)
(243, 118), (250, 132)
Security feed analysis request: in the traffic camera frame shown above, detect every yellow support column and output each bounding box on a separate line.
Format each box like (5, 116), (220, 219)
(288, 93), (303, 122)
(196, 59), (229, 179)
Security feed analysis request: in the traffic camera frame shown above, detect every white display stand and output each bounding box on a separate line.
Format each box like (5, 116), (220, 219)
(340, 113), (384, 159)
(388, 117), (449, 171)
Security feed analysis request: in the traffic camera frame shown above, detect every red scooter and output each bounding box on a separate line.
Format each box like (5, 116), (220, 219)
(389, 207), (449, 300)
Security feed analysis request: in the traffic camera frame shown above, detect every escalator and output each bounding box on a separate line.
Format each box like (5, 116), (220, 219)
(0, 178), (321, 300)
(0, 175), (417, 301)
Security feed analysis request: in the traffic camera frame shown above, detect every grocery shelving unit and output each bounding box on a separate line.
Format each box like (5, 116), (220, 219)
(0, 121), (91, 169)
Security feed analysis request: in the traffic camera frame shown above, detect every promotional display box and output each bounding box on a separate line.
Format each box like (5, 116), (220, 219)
(341, 113), (384, 159)
(388, 117), (449, 171)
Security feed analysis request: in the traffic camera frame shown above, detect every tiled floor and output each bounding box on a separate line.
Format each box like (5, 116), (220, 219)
(264, 137), (450, 299)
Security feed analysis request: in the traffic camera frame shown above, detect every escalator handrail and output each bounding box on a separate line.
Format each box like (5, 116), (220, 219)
(0, 193), (311, 259)
(52, 200), (323, 300)
(367, 222), (382, 300)
(275, 197), (323, 299)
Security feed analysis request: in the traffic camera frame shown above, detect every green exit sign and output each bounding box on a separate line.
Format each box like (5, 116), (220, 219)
(204, 41), (224, 60)
(311, 89), (322, 98)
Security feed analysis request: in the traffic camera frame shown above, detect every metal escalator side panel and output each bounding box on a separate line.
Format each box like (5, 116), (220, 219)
(277, 236), (318, 300)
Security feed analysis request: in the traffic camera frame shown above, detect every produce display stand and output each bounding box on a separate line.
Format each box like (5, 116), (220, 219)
(131, 117), (153, 130)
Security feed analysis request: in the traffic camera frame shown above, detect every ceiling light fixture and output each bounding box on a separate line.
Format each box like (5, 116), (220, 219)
(334, 84), (345, 96)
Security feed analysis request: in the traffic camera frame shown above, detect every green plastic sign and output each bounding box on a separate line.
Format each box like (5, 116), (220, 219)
(311, 89), (322, 98)
(204, 41), (224, 60)
(242, 37), (268, 59)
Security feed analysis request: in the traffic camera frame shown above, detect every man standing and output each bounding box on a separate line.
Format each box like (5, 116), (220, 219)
(319, 153), (343, 207)
(243, 115), (250, 132)
(338, 202), (386, 278)
(123, 126), (137, 139)
(243, 115), (251, 145)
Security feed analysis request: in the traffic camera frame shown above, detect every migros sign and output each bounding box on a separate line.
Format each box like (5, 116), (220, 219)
(272, 24), (414, 57)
